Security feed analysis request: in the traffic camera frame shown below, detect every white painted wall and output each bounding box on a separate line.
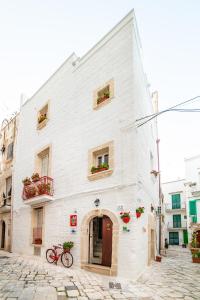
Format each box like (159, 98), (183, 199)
(12, 11), (158, 279)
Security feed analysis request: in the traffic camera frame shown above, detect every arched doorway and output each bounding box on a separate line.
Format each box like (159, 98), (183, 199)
(1, 221), (6, 249)
(81, 209), (119, 276)
(89, 215), (112, 267)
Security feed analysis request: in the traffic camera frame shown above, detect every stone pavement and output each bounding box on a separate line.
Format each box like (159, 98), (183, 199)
(0, 247), (199, 300)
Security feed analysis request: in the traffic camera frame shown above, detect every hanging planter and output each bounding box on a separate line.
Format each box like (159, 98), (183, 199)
(136, 207), (144, 218)
(120, 212), (131, 223)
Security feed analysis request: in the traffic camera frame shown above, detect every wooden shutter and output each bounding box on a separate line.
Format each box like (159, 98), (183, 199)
(189, 201), (197, 223)
(172, 194), (181, 209)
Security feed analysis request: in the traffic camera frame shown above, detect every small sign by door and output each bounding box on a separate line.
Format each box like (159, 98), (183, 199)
(70, 214), (77, 227)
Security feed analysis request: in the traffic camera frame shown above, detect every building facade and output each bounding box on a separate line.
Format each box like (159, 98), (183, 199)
(12, 11), (159, 279)
(162, 179), (188, 246)
(0, 115), (18, 251)
(184, 156), (200, 241)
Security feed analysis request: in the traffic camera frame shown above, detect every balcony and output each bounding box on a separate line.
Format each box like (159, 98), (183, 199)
(167, 221), (187, 230)
(22, 176), (54, 205)
(0, 197), (11, 213)
(165, 203), (186, 212)
(33, 227), (42, 245)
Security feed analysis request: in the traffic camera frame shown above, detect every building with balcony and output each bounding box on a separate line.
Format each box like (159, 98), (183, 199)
(12, 10), (159, 279)
(162, 179), (188, 246)
(184, 155), (200, 242)
(0, 115), (18, 251)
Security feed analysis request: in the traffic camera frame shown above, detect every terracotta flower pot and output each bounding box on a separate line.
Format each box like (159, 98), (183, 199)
(156, 256), (162, 262)
(191, 248), (200, 254)
(122, 216), (130, 224)
(136, 211), (141, 218)
(192, 257), (200, 263)
(63, 248), (70, 253)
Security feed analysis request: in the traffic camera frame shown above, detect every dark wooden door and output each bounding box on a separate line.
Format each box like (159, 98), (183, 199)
(102, 216), (112, 267)
(1, 221), (5, 248)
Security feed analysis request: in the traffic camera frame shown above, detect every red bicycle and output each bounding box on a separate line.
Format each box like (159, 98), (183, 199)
(46, 244), (73, 268)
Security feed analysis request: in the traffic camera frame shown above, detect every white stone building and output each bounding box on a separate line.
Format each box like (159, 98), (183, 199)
(0, 115), (18, 251)
(184, 155), (200, 241)
(12, 11), (159, 279)
(162, 179), (188, 246)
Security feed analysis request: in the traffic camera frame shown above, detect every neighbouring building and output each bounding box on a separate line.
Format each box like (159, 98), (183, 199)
(162, 179), (188, 246)
(184, 155), (200, 241)
(12, 10), (159, 279)
(0, 115), (18, 251)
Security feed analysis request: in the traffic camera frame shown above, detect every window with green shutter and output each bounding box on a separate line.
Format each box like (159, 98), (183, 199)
(189, 200), (197, 223)
(173, 214), (181, 228)
(171, 194), (181, 209)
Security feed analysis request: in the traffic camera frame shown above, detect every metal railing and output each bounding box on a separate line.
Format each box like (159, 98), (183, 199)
(167, 221), (187, 229)
(165, 203), (186, 211)
(22, 176), (54, 200)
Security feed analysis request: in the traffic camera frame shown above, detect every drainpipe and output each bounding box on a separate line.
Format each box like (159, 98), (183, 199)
(152, 91), (162, 255)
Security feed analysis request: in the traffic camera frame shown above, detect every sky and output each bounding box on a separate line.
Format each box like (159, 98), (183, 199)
(0, 0), (200, 181)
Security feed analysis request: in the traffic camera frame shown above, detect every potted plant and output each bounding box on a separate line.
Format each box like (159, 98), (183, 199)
(25, 185), (37, 198)
(190, 231), (200, 254)
(38, 113), (47, 124)
(37, 182), (51, 195)
(120, 212), (131, 224)
(136, 207), (144, 218)
(91, 163), (109, 174)
(192, 252), (200, 263)
(156, 255), (162, 262)
(22, 177), (32, 186)
(63, 241), (74, 253)
(31, 173), (40, 182)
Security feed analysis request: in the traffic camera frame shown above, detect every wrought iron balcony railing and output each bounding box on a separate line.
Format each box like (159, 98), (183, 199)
(22, 176), (53, 201)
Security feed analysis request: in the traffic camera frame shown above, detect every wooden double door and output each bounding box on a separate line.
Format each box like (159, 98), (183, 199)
(89, 215), (112, 267)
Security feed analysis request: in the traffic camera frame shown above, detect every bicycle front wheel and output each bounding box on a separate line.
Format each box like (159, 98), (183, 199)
(61, 252), (73, 268)
(46, 249), (56, 263)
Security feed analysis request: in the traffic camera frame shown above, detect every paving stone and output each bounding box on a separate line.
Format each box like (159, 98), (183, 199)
(67, 289), (80, 297)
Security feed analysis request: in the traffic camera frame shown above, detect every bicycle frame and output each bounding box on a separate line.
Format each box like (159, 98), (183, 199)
(50, 246), (62, 262)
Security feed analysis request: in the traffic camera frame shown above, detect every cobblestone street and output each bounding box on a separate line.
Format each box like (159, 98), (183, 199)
(0, 247), (199, 300)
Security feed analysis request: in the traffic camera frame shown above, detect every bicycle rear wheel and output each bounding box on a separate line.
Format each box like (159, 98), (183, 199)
(46, 248), (56, 263)
(61, 252), (73, 268)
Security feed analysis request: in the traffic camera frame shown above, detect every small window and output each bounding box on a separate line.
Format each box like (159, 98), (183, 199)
(93, 79), (114, 110)
(37, 104), (48, 130)
(35, 147), (50, 176)
(6, 176), (12, 199)
(97, 85), (110, 105)
(88, 141), (114, 180)
(7, 142), (14, 160)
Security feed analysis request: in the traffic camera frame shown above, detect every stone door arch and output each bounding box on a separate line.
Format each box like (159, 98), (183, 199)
(81, 209), (119, 276)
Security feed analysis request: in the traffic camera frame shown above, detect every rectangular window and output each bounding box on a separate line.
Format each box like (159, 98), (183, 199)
(171, 194), (181, 209)
(6, 176), (12, 199)
(37, 103), (48, 129)
(7, 142), (14, 160)
(88, 141), (113, 180)
(93, 79), (114, 110)
(173, 214), (181, 228)
(41, 153), (49, 176)
(36, 147), (50, 177)
(189, 200), (197, 223)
